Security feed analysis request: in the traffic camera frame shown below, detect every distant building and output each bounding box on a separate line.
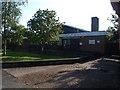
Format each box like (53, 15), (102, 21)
(59, 17), (108, 54)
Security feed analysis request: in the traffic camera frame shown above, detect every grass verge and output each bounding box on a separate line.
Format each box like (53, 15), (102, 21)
(1, 51), (69, 62)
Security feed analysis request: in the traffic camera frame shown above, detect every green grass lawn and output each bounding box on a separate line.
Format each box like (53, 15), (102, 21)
(1, 51), (68, 62)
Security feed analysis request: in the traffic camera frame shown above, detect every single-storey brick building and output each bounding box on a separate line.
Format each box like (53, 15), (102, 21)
(59, 31), (107, 54)
(59, 17), (108, 54)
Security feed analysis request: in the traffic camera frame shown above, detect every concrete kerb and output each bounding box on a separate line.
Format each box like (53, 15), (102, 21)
(2, 55), (98, 68)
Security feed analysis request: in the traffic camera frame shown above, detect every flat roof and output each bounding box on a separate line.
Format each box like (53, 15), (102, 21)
(59, 31), (107, 38)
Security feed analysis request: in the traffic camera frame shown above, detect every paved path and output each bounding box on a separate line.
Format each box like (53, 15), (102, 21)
(2, 70), (31, 88)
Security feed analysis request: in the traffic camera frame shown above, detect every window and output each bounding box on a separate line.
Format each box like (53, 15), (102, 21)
(89, 40), (95, 44)
(64, 39), (70, 45)
(79, 42), (83, 45)
(97, 40), (100, 43)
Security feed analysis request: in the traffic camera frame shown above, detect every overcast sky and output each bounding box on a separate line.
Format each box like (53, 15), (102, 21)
(19, 0), (115, 31)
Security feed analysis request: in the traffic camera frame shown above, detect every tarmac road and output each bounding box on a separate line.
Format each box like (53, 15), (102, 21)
(2, 70), (31, 88)
(2, 58), (120, 88)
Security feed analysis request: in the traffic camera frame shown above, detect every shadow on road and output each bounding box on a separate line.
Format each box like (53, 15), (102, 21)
(47, 58), (120, 88)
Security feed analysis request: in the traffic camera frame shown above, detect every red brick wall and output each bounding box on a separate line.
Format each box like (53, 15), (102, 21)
(79, 36), (106, 54)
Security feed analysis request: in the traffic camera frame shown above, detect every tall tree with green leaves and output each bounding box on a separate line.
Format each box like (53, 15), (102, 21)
(107, 13), (119, 41)
(7, 24), (27, 45)
(2, 1), (28, 56)
(27, 9), (64, 52)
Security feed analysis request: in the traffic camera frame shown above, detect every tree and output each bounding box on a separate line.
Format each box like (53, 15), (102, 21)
(6, 24), (28, 51)
(2, 1), (28, 56)
(27, 9), (64, 52)
(7, 24), (27, 45)
(107, 13), (119, 41)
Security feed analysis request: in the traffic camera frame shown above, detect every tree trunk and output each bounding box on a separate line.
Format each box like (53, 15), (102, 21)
(41, 45), (44, 52)
(3, 2), (8, 56)
(3, 40), (7, 56)
(3, 13), (7, 56)
(3, 23), (7, 56)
